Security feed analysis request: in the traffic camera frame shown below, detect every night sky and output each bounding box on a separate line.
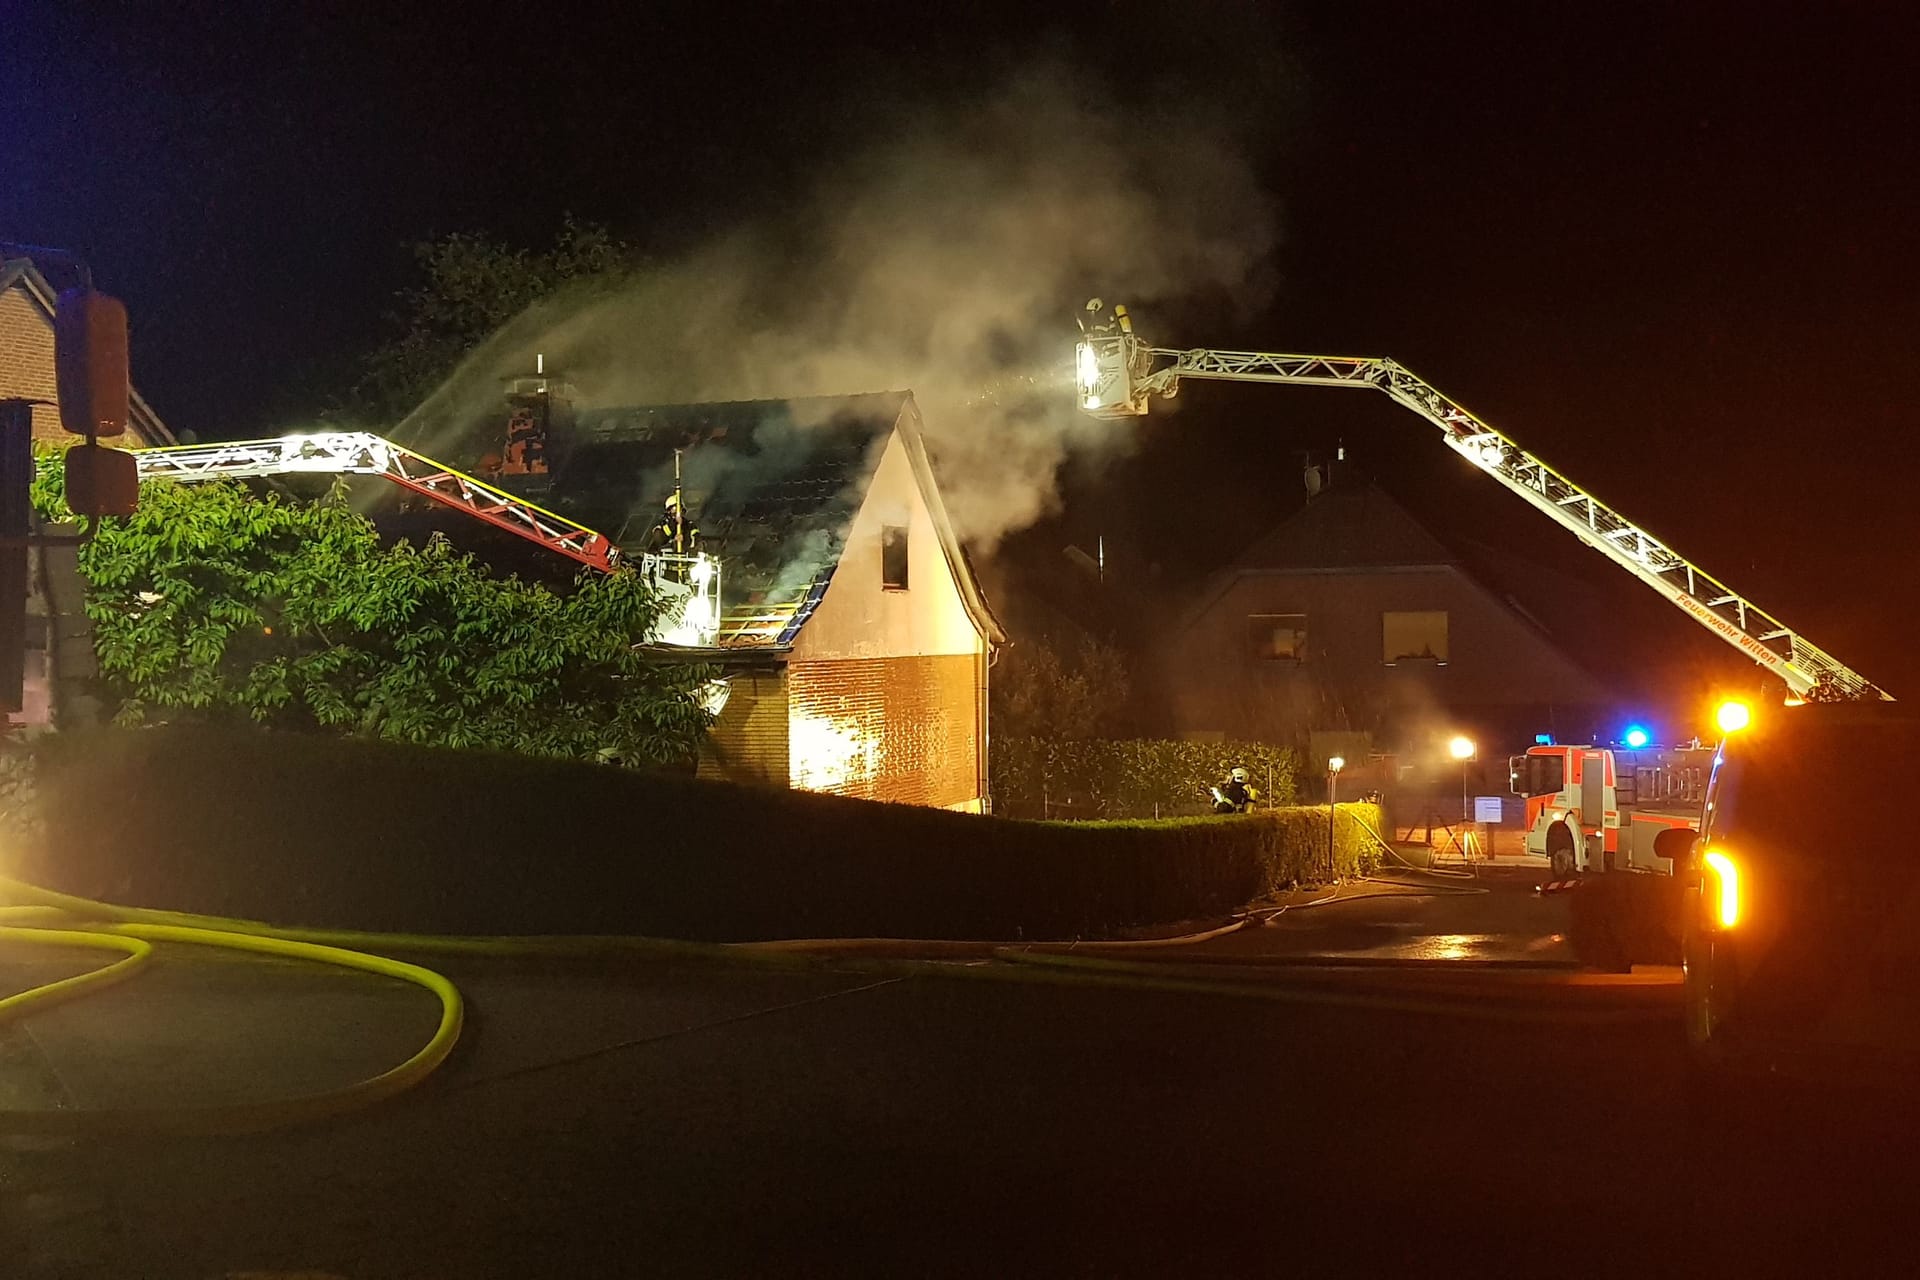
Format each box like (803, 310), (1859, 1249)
(5, 2), (1917, 696)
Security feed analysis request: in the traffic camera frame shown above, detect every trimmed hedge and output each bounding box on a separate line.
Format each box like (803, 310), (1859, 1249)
(992, 736), (1301, 819)
(18, 727), (1379, 942)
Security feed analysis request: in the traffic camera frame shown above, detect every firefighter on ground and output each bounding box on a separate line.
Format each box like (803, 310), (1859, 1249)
(1212, 766), (1260, 814)
(646, 491), (698, 554)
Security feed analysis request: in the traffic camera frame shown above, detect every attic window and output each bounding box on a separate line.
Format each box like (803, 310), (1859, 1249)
(881, 525), (909, 591)
(1248, 613), (1307, 663)
(1383, 610), (1448, 664)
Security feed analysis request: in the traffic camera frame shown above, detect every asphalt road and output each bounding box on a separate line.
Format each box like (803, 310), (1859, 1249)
(1174, 867), (1576, 964)
(1, 885), (1913, 1277)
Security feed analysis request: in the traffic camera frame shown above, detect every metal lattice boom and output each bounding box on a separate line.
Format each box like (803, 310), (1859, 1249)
(131, 432), (727, 648)
(133, 432), (621, 572)
(1105, 339), (1886, 701)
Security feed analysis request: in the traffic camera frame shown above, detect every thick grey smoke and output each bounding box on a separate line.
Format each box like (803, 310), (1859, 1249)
(397, 64), (1279, 549)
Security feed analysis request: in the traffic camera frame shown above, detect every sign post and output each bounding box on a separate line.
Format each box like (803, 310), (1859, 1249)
(0, 280), (141, 725)
(0, 400), (30, 712)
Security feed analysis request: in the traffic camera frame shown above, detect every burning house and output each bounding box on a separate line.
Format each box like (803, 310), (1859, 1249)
(501, 388), (1006, 810)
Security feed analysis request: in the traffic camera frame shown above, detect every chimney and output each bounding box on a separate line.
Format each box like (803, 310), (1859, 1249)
(490, 353), (577, 488)
(1303, 443), (1348, 499)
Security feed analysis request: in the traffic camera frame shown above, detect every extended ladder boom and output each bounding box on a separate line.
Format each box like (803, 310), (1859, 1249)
(131, 431), (724, 647)
(1077, 320), (1887, 701)
(134, 431), (621, 572)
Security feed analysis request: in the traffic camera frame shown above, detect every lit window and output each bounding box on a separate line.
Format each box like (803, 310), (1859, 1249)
(1247, 613), (1307, 662)
(1383, 610), (1448, 664)
(882, 525), (909, 591)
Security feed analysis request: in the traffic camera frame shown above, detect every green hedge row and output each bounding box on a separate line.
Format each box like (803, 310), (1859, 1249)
(992, 736), (1301, 819)
(17, 727), (1377, 942)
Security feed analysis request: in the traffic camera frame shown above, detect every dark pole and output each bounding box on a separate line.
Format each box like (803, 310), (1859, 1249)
(0, 399), (31, 714)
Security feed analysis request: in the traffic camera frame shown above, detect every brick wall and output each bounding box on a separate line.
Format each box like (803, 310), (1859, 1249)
(697, 667), (790, 786)
(0, 287), (64, 442)
(787, 653), (982, 807)
(1, 279), (170, 446)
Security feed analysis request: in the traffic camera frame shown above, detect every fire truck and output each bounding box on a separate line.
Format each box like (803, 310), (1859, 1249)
(1072, 303), (1890, 961)
(1510, 739), (1714, 882)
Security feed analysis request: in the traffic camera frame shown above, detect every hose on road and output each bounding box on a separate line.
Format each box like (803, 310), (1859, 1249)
(0, 859), (1555, 1138)
(0, 877), (463, 1136)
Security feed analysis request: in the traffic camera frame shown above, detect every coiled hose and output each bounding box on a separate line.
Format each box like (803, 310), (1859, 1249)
(0, 877), (463, 1136)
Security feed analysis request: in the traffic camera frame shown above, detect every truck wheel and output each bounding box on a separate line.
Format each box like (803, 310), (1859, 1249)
(1547, 828), (1577, 881)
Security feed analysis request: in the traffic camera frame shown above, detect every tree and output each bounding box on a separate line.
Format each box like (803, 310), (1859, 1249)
(353, 218), (638, 423)
(34, 461), (715, 768)
(992, 632), (1132, 741)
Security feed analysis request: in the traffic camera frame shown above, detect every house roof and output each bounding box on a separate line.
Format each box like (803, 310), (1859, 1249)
(543, 391), (1005, 650)
(1175, 483), (1458, 633)
(0, 257), (177, 445)
(1232, 484), (1456, 572)
(1171, 478), (1617, 690)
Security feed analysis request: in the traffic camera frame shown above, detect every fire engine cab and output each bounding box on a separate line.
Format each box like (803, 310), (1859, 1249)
(1511, 741), (1714, 881)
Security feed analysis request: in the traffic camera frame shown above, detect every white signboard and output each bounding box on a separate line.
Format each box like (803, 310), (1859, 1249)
(1474, 795), (1505, 824)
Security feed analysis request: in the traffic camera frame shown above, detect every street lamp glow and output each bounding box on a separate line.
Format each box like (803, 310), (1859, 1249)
(1327, 755), (1345, 773)
(1715, 700), (1752, 735)
(1447, 735), (1476, 761)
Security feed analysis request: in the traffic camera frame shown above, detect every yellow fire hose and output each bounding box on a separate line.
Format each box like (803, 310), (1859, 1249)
(0, 877), (464, 1136)
(0, 871), (1661, 1137)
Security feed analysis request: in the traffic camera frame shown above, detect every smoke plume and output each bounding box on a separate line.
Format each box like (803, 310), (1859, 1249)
(396, 63), (1280, 550)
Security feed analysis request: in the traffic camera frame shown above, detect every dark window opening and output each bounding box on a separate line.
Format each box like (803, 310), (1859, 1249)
(1247, 613), (1307, 662)
(882, 525), (909, 591)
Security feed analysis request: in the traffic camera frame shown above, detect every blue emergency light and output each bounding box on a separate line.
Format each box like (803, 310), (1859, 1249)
(1623, 725), (1651, 749)
(1534, 733), (1553, 746)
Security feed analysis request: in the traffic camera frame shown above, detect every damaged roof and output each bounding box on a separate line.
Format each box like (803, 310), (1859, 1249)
(543, 392), (1003, 649)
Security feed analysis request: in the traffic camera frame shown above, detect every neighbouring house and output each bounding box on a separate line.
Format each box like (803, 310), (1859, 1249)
(2, 256), (177, 726)
(510, 390), (1007, 811)
(1162, 467), (1613, 760)
(0, 258), (176, 447)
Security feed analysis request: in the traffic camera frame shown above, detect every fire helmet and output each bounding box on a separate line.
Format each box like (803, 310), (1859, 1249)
(1230, 767), (1250, 783)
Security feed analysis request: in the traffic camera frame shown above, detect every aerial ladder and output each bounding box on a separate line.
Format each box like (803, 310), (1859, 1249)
(1075, 302), (1890, 704)
(130, 431), (723, 648)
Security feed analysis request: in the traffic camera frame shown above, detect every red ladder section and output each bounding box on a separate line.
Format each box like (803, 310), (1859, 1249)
(132, 432), (619, 573)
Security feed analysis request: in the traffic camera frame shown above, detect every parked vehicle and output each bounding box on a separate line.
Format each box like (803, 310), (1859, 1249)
(1672, 700), (1920, 1097)
(1511, 740), (1714, 881)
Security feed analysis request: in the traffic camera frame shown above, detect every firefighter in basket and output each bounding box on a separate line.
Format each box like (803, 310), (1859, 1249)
(1210, 766), (1260, 814)
(645, 491), (698, 555)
